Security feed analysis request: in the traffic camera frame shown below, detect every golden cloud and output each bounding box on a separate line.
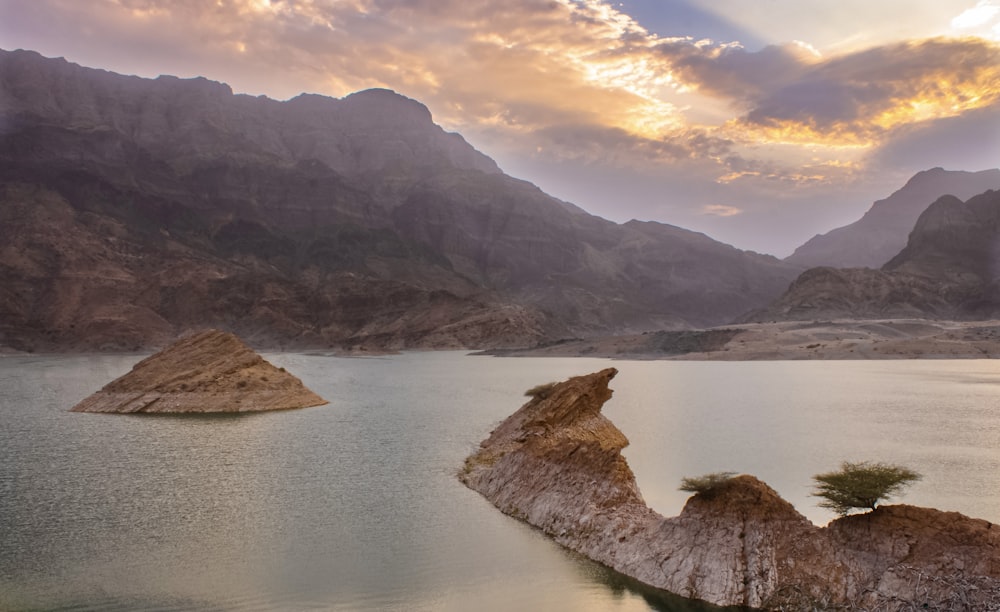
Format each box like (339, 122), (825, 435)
(15, 0), (1000, 192)
(702, 204), (743, 217)
(736, 38), (1000, 146)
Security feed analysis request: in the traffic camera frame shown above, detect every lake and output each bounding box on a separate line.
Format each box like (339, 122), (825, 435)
(2, 353), (999, 611)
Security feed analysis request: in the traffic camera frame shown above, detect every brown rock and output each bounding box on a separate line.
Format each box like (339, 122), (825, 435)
(461, 369), (1000, 610)
(70, 329), (327, 413)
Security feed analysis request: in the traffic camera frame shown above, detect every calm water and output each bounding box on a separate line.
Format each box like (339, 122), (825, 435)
(2, 353), (999, 611)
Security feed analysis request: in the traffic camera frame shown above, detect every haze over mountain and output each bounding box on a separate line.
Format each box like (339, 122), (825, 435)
(753, 189), (1000, 322)
(787, 168), (1000, 269)
(0, 49), (802, 352)
(6, 1), (999, 256)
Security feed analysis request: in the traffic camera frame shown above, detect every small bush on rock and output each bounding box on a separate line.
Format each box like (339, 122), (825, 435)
(679, 471), (737, 495)
(524, 382), (558, 399)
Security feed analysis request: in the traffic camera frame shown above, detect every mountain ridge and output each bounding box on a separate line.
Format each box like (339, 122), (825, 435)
(786, 167), (1000, 269)
(0, 48), (802, 351)
(753, 189), (1000, 321)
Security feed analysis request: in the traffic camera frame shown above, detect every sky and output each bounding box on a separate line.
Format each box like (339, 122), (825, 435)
(2, 0), (999, 256)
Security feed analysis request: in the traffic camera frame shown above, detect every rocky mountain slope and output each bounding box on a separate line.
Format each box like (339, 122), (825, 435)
(786, 168), (1000, 269)
(461, 369), (1000, 609)
(752, 189), (1000, 321)
(0, 49), (801, 352)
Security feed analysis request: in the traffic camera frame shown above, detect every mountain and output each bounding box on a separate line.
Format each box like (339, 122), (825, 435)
(751, 189), (1000, 321)
(786, 168), (1000, 269)
(0, 49), (802, 352)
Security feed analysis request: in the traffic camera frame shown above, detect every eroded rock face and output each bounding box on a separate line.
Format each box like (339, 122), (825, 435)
(71, 329), (327, 413)
(460, 369), (1000, 610)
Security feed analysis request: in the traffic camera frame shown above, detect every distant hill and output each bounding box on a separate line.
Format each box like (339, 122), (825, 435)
(0, 49), (801, 352)
(750, 189), (1000, 321)
(786, 168), (1000, 269)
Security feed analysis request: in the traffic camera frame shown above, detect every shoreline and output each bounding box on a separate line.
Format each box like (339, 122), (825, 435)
(476, 318), (1000, 360)
(6, 318), (1000, 361)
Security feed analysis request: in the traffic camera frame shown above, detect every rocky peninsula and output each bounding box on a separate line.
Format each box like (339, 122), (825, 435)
(71, 329), (327, 413)
(460, 369), (1000, 609)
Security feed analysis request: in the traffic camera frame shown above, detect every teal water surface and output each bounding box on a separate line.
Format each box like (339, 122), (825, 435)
(1, 353), (998, 611)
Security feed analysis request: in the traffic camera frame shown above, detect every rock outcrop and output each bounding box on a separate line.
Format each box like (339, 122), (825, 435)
(71, 330), (327, 413)
(461, 369), (1000, 610)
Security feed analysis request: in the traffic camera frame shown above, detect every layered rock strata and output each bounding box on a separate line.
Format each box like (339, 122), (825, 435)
(71, 329), (327, 413)
(460, 369), (1000, 610)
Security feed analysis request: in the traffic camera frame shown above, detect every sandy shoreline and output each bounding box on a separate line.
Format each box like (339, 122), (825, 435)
(478, 319), (1000, 360)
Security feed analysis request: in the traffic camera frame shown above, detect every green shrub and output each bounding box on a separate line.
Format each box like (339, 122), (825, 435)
(679, 471), (737, 494)
(524, 382), (558, 399)
(812, 461), (921, 516)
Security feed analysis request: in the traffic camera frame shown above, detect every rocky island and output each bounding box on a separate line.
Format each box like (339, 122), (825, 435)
(460, 369), (1000, 609)
(71, 329), (327, 413)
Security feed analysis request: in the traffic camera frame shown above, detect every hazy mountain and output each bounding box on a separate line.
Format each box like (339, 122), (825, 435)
(751, 189), (1000, 321)
(0, 49), (801, 351)
(786, 168), (1000, 269)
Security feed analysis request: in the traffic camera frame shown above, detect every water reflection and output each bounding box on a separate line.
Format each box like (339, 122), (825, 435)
(610, 359), (1000, 526)
(567, 549), (748, 611)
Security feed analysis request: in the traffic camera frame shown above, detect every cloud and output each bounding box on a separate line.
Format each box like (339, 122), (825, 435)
(702, 204), (743, 217)
(952, 1), (1000, 29)
(735, 37), (1000, 145)
(688, 0), (967, 53)
(871, 100), (1000, 171)
(652, 39), (818, 102)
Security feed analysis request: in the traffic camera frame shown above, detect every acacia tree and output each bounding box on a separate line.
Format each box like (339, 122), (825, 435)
(812, 461), (922, 516)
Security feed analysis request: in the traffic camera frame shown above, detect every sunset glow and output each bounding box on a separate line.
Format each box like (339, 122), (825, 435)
(3, 0), (998, 254)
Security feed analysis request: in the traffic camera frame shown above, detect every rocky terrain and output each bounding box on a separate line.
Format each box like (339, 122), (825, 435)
(483, 184), (1000, 358)
(479, 319), (1000, 359)
(753, 189), (1000, 322)
(0, 48), (802, 352)
(460, 369), (1000, 610)
(787, 168), (1000, 269)
(71, 329), (327, 413)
